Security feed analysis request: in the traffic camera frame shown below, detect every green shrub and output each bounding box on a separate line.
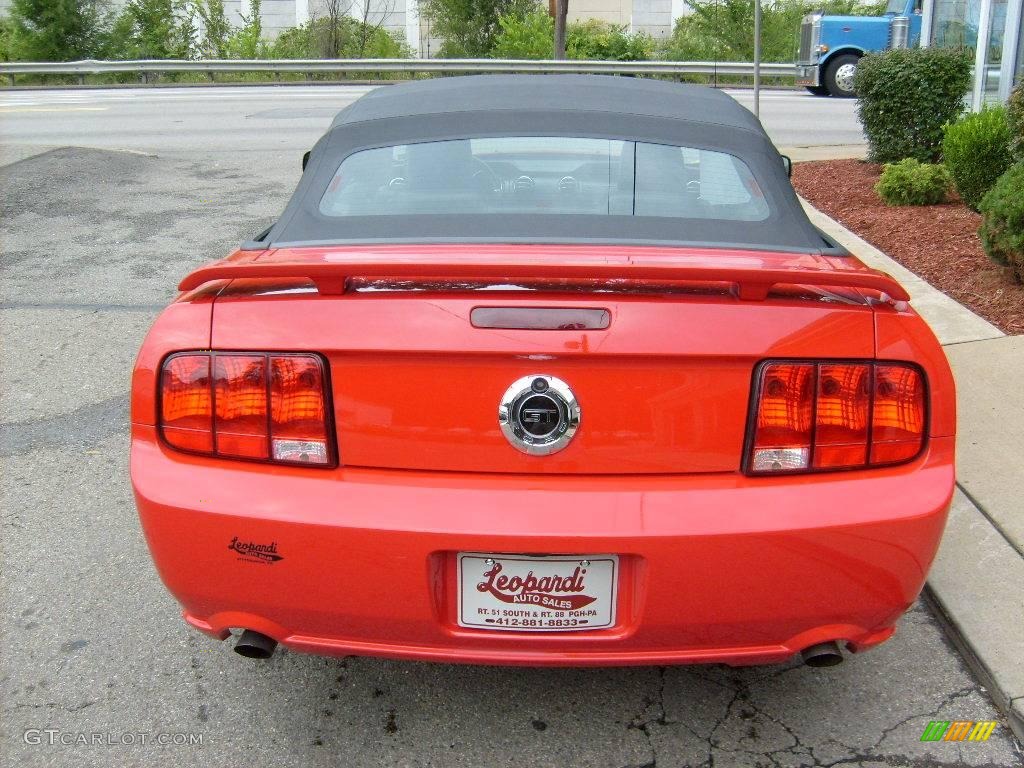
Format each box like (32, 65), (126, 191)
(942, 105), (1012, 211)
(491, 8), (551, 59)
(193, 0), (233, 58)
(420, 0), (538, 57)
(224, 0), (266, 58)
(854, 47), (972, 164)
(874, 159), (951, 206)
(978, 162), (1024, 284)
(566, 19), (652, 61)
(0, 17), (15, 62)
(106, 0), (196, 59)
(1008, 83), (1024, 162)
(270, 17), (410, 60)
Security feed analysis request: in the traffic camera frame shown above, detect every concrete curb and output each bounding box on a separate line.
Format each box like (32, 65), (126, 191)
(924, 491), (1024, 744)
(800, 199), (1024, 745)
(780, 145), (867, 163)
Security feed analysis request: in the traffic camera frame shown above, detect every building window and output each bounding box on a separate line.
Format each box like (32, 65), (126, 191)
(932, 0), (980, 48)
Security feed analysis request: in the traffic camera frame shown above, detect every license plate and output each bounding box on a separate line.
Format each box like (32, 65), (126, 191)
(457, 553), (618, 631)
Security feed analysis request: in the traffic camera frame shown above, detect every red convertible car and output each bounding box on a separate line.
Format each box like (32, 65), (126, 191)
(131, 76), (955, 667)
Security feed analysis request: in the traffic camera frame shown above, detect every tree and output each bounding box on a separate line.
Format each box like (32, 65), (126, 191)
(552, 0), (566, 59)
(193, 0), (233, 58)
(272, 3), (409, 60)
(315, 0), (353, 58)
(353, 0), (397, 57)
(8, 0), (107, 61)
(420, 0), (538, 57)
(226, 0), (265, 57)
(107, 0), (195, 59)
(492, 7), (552, 59)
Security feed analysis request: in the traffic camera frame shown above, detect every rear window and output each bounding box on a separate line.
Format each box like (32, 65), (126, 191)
(318, 137), (770, 222)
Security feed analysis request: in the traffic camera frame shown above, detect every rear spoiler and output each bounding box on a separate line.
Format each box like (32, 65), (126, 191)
(179, 248), (911, 303)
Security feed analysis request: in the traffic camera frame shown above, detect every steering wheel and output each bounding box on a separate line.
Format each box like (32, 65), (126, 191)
(471, 158), (501, 193)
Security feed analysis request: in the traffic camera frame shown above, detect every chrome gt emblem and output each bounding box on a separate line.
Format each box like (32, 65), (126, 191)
(498, 375), (580, 456)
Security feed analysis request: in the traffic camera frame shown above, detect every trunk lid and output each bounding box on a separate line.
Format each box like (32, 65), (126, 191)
(205, 245), (883, 475)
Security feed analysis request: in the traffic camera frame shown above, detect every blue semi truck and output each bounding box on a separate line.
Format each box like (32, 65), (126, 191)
(796, 0), (924, 97)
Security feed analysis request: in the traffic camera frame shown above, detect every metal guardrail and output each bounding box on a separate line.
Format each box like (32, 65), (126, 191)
(0, 58), (794, 84)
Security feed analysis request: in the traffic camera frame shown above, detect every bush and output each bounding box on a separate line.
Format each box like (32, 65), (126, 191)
(491, 8), (551, 59)
(854, 47), (972, 164)
(193, 0), (233, 58)
(942, 106), (1012, 211)
(1008, 83), (1024, 162)
(224, 0), (266, 58)
(566, 20), (652, 61)
(420, 0), (538, 57)
(106, 0), (195, 59)
(0, 17), (15, 62)
(978, 162), (1024, 283)
(270, 17), (410, 59)
(874, 159), (951, 206)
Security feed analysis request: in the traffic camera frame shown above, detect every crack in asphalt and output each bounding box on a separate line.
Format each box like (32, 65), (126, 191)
(627, 670), (1014, 768)
(624, 666), (665, 768)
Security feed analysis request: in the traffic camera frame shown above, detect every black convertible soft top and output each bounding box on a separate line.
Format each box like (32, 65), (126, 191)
(257, 75), (838, 254)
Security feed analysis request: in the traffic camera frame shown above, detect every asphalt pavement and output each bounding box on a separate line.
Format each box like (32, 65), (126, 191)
(0, 86), (1021, 767)
(0, 84), (864, 155)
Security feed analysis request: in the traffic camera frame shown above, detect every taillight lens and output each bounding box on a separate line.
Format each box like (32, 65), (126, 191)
(159, 352), (334, 467)
(270, 355), (329, 464)
(747, 360), (925, 475)
(161, 355), (213, 453)
(750, 363), (814, 472)
(871, 364), (926, 465)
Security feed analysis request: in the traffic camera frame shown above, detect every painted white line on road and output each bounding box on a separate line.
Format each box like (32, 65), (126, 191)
(0, 106), (110, 113)
(0, 86), (379, 107)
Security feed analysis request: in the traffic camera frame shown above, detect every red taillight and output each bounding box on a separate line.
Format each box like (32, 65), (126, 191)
(814, 363), (871, 469)
(161, 355), (213, 453)
(750, 363), (814, 472)
(747, 361), (925, 475)
(270, 355), (329, 464)
(159, 352), (333, 467)
(871, 363), (926, 465)
(214, 355), (268, 459)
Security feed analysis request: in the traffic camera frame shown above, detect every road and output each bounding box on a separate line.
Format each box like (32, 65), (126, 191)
(0, 84), (864, 156)
(0, 84), (1020, 768)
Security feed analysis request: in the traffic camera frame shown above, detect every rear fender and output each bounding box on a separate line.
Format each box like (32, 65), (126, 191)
(130, 283), (226, 427)
(874, 305), (956, 439)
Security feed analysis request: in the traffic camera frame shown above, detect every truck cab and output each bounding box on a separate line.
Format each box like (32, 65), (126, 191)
(796, 0), (923, 97)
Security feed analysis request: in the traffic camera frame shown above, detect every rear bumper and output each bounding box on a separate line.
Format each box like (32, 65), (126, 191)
(131, 424), (954, 667)
(796, 64), (820, 86)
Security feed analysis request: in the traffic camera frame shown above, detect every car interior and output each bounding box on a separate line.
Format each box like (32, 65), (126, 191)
(318, 138), (770, 222)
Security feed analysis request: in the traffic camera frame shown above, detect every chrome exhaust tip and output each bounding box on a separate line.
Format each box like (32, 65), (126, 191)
(800, 641), (844, 667)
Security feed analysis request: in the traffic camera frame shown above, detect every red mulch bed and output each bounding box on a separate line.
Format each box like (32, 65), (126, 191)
(791, 159), (1024, 335)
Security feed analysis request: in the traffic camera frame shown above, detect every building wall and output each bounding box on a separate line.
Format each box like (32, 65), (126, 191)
(631, 0), (674, 38)
(567, 0), (632, 28)
(566, 0), (675, 40)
